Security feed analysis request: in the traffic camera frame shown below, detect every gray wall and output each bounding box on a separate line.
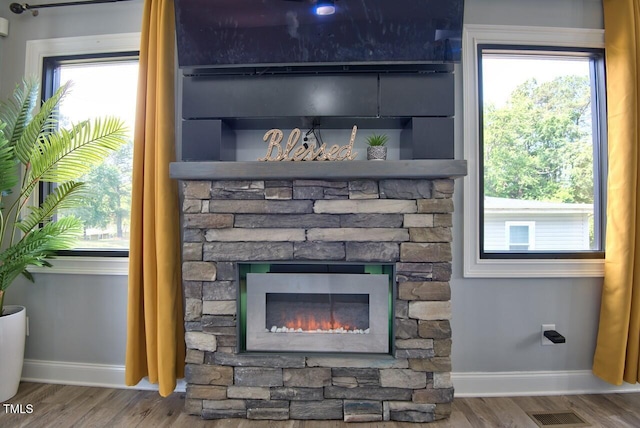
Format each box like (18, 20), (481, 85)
(8, 275), (129, 365)
(0, 0), (143, 97)
(465, 0), (603, 29)
(2, 0), (606, 375)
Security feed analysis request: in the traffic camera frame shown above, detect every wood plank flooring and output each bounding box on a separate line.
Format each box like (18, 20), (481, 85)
(1, 382), (640, 427)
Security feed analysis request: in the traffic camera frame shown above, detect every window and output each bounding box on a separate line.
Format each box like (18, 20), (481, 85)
(41, 52), (138, 256)
(479, 48), (605, 258)
(505, 222), (535, 251)
(463, 25), (606, 278)
(25, 33), (140, 274)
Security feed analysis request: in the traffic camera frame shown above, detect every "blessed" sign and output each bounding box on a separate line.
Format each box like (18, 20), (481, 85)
(258, 126), (358, 162)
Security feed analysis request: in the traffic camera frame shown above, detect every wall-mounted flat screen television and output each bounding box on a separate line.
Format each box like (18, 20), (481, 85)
(174, 0), (464, 69)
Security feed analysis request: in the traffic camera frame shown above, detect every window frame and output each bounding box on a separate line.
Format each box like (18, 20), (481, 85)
(478, 45), (607, 260)
(24, 33), (140, 275)
(462, 25), (606, 278)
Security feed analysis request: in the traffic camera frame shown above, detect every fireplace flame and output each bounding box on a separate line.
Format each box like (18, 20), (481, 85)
(285, 314), (351, 332)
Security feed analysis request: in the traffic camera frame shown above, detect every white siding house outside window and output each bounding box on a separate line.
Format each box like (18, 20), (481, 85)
(484, 197), (592, 253)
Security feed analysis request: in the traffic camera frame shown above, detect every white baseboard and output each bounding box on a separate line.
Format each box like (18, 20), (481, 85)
(453, 370), (640, 397)
(21, 360), (640, 398)
(21, 359), (186, 392)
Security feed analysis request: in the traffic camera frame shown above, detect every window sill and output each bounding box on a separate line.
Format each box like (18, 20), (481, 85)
(463, 255), (604, 278)
(27, 257), (129, 276)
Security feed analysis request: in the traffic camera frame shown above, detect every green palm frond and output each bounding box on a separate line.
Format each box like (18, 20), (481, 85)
(0, 78), (38, 146)
(0, 216), (83, 291)
(16, 181), (86, 234)
(28, 117), (128, 184)
(14, 81), (71, 165)
(0, 127), (18, 199)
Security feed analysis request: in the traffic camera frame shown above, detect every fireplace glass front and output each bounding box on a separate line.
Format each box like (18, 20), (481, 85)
(266, 293), (370, 334)
(241, 265), (392, 354)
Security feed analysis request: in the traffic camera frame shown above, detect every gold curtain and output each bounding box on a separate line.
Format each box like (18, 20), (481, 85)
(125, 0), (185, 397)
(593, 0), (640, 385)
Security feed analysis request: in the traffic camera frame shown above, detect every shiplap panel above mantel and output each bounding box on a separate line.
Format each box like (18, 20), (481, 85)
(170, 160), (468, 181)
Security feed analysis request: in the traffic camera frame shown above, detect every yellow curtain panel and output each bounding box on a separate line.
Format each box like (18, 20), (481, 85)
(125, 0), (185, 396)
(593, 0), (640, 385)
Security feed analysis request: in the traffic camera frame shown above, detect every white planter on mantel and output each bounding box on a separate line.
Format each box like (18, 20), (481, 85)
(0, 305), (26, 402)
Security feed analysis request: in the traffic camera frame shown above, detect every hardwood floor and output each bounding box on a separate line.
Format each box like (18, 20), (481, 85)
(1, 382), (640, 427)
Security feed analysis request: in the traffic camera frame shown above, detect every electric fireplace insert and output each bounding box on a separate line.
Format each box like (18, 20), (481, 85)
(240, 264), (393, 354)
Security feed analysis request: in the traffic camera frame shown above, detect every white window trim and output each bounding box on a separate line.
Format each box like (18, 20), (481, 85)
(505, 221), (535, 251)
(28, 257), (129, 276)
(24, 33), (140, 276)
(462, 24), (605, 278)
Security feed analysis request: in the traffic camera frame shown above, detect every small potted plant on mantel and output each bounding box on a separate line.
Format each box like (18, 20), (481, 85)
(366, 133), (389, 160)
(0, 79), (128, 402)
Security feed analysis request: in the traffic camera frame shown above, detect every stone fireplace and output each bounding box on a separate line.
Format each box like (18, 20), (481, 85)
(174, 175), (464, 422)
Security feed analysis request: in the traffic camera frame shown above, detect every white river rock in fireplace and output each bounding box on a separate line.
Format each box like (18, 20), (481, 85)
(268, 327), (370, 334)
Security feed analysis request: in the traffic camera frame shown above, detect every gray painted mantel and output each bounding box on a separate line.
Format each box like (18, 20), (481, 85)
(170, 160), (467, 181)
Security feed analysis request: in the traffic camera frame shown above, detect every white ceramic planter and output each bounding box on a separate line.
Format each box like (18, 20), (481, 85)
(0, 306), (26, 402)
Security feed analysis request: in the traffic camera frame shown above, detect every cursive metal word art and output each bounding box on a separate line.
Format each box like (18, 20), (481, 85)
(258, 126), (358, 162)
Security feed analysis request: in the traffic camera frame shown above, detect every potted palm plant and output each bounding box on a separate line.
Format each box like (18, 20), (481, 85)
(0, 79), (128, 401)
(366, 133), (389, 160)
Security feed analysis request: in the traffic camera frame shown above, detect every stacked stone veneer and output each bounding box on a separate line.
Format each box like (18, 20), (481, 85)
(180, 178), (455, 423)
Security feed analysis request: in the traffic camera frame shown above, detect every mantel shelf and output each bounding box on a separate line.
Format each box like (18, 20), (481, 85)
(170, 160), (468, 181)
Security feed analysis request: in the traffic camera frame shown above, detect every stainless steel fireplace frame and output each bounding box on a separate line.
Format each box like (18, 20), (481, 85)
(237, 262), (395, 356)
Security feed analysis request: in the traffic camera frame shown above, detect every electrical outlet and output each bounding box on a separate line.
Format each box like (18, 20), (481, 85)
(541, 324), (555, 346)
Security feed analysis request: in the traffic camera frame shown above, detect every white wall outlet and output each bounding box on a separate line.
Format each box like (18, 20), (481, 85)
(541, 324), (555, 346)
(304, 133), (317, 148)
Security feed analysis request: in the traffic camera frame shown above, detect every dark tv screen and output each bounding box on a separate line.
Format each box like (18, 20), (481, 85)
(174, 0), (464, 68)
